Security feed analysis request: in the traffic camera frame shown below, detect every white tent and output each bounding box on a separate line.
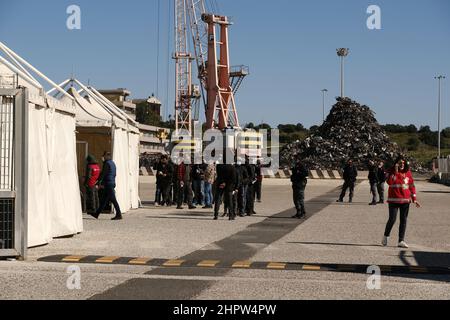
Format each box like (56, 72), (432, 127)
(48, 78), (140, 212)
(0, 42), (83, 248)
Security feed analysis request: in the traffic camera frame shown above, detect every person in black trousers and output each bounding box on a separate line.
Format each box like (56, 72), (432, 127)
(214, 163), (237, 221)
(155, 155), (174, 206)
(368, 160), (379, 206)
(337, 159), (358, 203)
(377, 161), (387, 204)
(291, 158), (309, 219)
(91, 152), (122, 221)
(245, 157), (257, 215)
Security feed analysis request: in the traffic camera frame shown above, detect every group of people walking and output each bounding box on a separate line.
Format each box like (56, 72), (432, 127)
(84, 152), (122, 221)
(153, 155), (264, 221)
(291, 155), (421, 248)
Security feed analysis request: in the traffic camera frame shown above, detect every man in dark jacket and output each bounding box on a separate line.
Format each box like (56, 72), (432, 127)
(214, 163), (237, 221)
(376, 161), (386, 204)
(291, 158), (309, 219)
(91, 152), (122, 220)
(368, 160), (379, 205)
(245, 157), (257, 215)
(176, 161), (196, 210)
(234, 160), (247, 217)
(337, 159), (358, 203)
(156, 155), (174, 206)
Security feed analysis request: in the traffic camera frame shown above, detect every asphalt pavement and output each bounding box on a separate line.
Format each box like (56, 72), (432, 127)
(0, 177), (449, 300)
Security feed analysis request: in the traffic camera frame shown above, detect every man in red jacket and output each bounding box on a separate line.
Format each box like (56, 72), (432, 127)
(382, 156), (421, 248)
(84, 155), (101, 214)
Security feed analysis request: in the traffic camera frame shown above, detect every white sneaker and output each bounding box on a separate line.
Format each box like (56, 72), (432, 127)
(398, 241), (409, 249)
(382, 236), (389, 247)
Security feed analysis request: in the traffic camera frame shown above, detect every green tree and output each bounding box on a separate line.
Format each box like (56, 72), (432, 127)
(136, 102), (161, 126)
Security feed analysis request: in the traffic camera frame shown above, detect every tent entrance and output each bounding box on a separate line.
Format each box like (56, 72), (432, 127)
(76, 127), (112, 212)
(0, 88), (28, 259)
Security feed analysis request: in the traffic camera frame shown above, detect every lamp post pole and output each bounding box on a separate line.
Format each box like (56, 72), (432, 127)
(321, 89), (328, 122)
(337, 48), (350, 98)
(435, 75), (446, 160)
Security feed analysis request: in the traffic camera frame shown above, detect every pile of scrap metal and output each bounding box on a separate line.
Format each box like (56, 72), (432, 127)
(281, 97), (421, 171)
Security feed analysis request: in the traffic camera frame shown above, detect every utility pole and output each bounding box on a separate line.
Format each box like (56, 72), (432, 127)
(321, 89), (328, 122)
(337, 48), (349, 98)
(435, 75), (446, 159)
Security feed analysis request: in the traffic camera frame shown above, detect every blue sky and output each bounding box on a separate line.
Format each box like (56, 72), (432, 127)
(0, 0), (449, 129)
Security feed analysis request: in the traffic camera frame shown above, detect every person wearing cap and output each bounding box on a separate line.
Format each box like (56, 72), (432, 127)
(382, 156), (421, 248)
(84, 155), (101, 214)
(337, 159), (358, 203)
(290, 157), (309, 219)
(90, 151), (122, 221)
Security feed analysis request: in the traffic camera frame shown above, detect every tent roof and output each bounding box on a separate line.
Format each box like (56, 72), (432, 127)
(0, 42), (76, 114)
(49, 78), (139, 134)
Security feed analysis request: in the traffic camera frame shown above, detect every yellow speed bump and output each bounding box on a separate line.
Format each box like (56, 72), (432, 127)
(302, 264), (321, 271)
(163, 260), (185, 267)
(267, 262), (286, 270)
(129, 258), (152, 265)
(232, 261), (252, 268)
(96, 256), (120, 264)
(198, 260), (220, 268)
(62, 255), (85, 262)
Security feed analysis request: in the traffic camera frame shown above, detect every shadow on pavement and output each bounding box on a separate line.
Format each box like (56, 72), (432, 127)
(287, 241), (381, 248)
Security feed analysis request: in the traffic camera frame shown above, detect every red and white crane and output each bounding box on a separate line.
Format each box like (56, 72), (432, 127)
(174, 0), (248, 134)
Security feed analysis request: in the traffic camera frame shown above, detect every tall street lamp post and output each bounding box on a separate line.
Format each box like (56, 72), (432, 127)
(435, 75), (446, 160)
(337, 48), (350, 98)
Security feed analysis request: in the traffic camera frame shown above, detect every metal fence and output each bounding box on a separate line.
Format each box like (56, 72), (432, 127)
(0, 88), (27, 259)
(436, 158), (450, 173)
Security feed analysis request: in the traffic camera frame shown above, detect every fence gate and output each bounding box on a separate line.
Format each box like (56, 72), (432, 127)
(0, 88), (27, 259)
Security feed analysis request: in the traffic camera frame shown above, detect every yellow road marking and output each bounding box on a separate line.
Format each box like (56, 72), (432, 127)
(267, 262), (286, 270)
(302, 265), (321, 271)
(198, 260), (220, 268)
(62, 255), (85, 262)
(232, 261), (252, 268)
(163, 260), (185, 267)
(129, 258), (152, 265)
(96, 256), (120, 263)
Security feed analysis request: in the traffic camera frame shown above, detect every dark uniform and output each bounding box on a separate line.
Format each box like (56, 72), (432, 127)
(291, 161), (309, 218)
(368, 162), (378, 205)
(214, 164), (237, 220)
(156, 160), (174, 206)
(245, 163), (257, 215)
(377, 165), (386, 204)
(176, 162), (195, 209)
(338, 162), (358, 203)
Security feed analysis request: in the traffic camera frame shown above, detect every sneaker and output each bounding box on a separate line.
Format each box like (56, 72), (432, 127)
(382, 236), (389, 247)
(398, 241), (409, 249)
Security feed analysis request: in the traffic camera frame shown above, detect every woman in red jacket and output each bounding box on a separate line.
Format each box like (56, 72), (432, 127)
(382, 156), (421, 248)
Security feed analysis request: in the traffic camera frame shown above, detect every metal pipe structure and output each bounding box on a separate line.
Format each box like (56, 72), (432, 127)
(435, 75), (446, 159)
(337, 48), (349, 98)
(0, 42), (73, 100)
